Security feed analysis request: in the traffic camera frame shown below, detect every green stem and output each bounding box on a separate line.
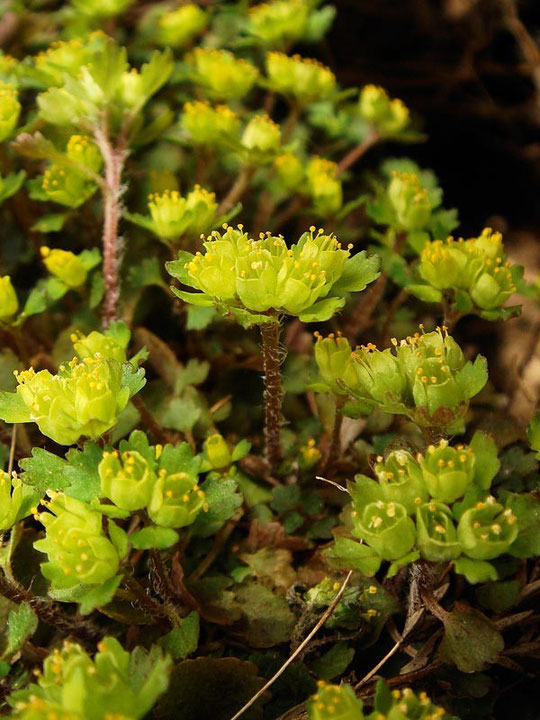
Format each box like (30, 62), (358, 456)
(260, 320), (284, 472)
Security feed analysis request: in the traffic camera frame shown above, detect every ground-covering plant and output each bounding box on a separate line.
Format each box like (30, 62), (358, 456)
(0, 2), (537, 719)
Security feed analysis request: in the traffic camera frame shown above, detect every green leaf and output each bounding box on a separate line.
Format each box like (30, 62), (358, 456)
(12, 132), (59, 161)
(131, 526), (179, 550)
(0, 171), (26, 204)
(454, 289), (473, 313)
(226, 306), (275, 328)
(31, 212), (70, 233)
(4, 603), (38, 658)
(175, 359), (210, 394)
(0, 392), (30, 423)
(157, 396), (202, 433)
(186, 306), (218, 331)
(165, 252), (196, 284)
(470, 431), (500, 490)
(159, 612), (199, 660)
(475, 580), (521, 614)
(171, 287), (214, 307)
(270, 485), (301, 512)
(191, 476), (243, 538)
(20, 443), (102, 501)
(121, 363), (146, 398)
(333, 251), (381, 293)
(298, 296), (346, 323)
(439, 603), (504, 672)
(79, 575), (123, 615)
(310, 642), (354, 681)
(501, 491), (540, 557)
(324, 536), (382, 576)
(454, 557), (498, 584)
(128, 257), (166, 289)
(455, 355), (488, 400)
(407, 284), (442, 303)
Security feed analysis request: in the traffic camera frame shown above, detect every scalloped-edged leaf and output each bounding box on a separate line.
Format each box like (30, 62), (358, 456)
(407, 284), (442, 303)
(131, 526), (179, 550)
(298, 296), (346, 323)
(332, 251), (380, 293)
(455, 355), (488, 400)
(171, 287), (214, 307)
(0, 392), (30, 424)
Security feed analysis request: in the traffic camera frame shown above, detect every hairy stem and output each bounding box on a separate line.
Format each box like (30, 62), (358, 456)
(260, 320), (284, 472)
(0, 571), (103, 645)
(94, 121), (128, 328)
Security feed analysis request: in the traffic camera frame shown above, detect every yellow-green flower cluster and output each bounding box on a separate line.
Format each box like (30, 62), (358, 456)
(306, 157), (343, 216)
(188, 48), (259, 100)
(8, 637), (171, 720)
(40, 247), (88, 288)
(265, 52), (336, 105)
(0, 470), (39, 533)
(417, 228), (521, 313)
(34, 492), (125, 591)
(274, 153), (305, 191)
(329, 327), (489, 429)
(0, 82), (20, 141)
(38, 134), (102, 208)
(153, 4), (207, 48)
(310, 680), (458, 719)
(313, 332), (359, 396)
(0, 275), (18, 322)
(130, 186), (218, 245)
(359, 84), (411, 137)
(71, 0), (135, 18)
(387, 170), (431, 231)
(248, 0), (309, 46)
(5, 355), (135, 445)
(168, 225), (380, 324)
(182, 101), (240, 146)
(241, 114), (282, 163)
(341, 432), (528, 580)
(33, 39), (90, 86)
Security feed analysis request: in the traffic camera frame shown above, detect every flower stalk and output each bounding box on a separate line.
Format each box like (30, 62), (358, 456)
(94, 120), (128, 328)
(260, 319), (284, 472)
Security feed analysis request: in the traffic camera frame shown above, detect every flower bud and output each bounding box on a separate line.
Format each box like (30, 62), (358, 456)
(418, 439), (475, 502)
(66, 134), (103, 173)
(182, 101), (240, 146)
(99, 450), (155, 512)
(14, 357), (131, 445)
(274, 153), (305, 191)
(388, 171), (431, 231)
(419, 239), (470, 291)
(0, 471), (37, 533)
(313, 332), (358, 395)
(266, 53), (336, 105)
(0, 83), (20, 141)
(148, 468), (206, 528)
(0, 275), (18, 321)
(34, 492), (122, 589)
(185, 225), (251, 301)
(307, 680), (364, 720)
(248, 0), (309, 47)
(374, 450), (428, 513)
(241, 114), (281, 164)
(359, 84), (410, 137)
(40, 247), (88, 288)
(351, 346), (408, 406)
(71, 328), (128, 363)
(71, 0), (134, 18)
(189, 48), (259, 100)
(34, 39), (89, 86)
(416, 501), (461, 561)
(148, 186), (217, 242)
(40, 162), (98, 208)
(202, 434), (233, 470)
(352, 499), (416, 560)
(306, 157), (342, 216)
(154, 4), (207, 48)
(457, 498), (518, 560)
(299, 438), (322, 470)
(8, 636), (171, 719)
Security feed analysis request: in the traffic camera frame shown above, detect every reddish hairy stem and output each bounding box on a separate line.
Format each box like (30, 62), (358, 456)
(94, 122), (128, 328)
(260, 320), (284, 472)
